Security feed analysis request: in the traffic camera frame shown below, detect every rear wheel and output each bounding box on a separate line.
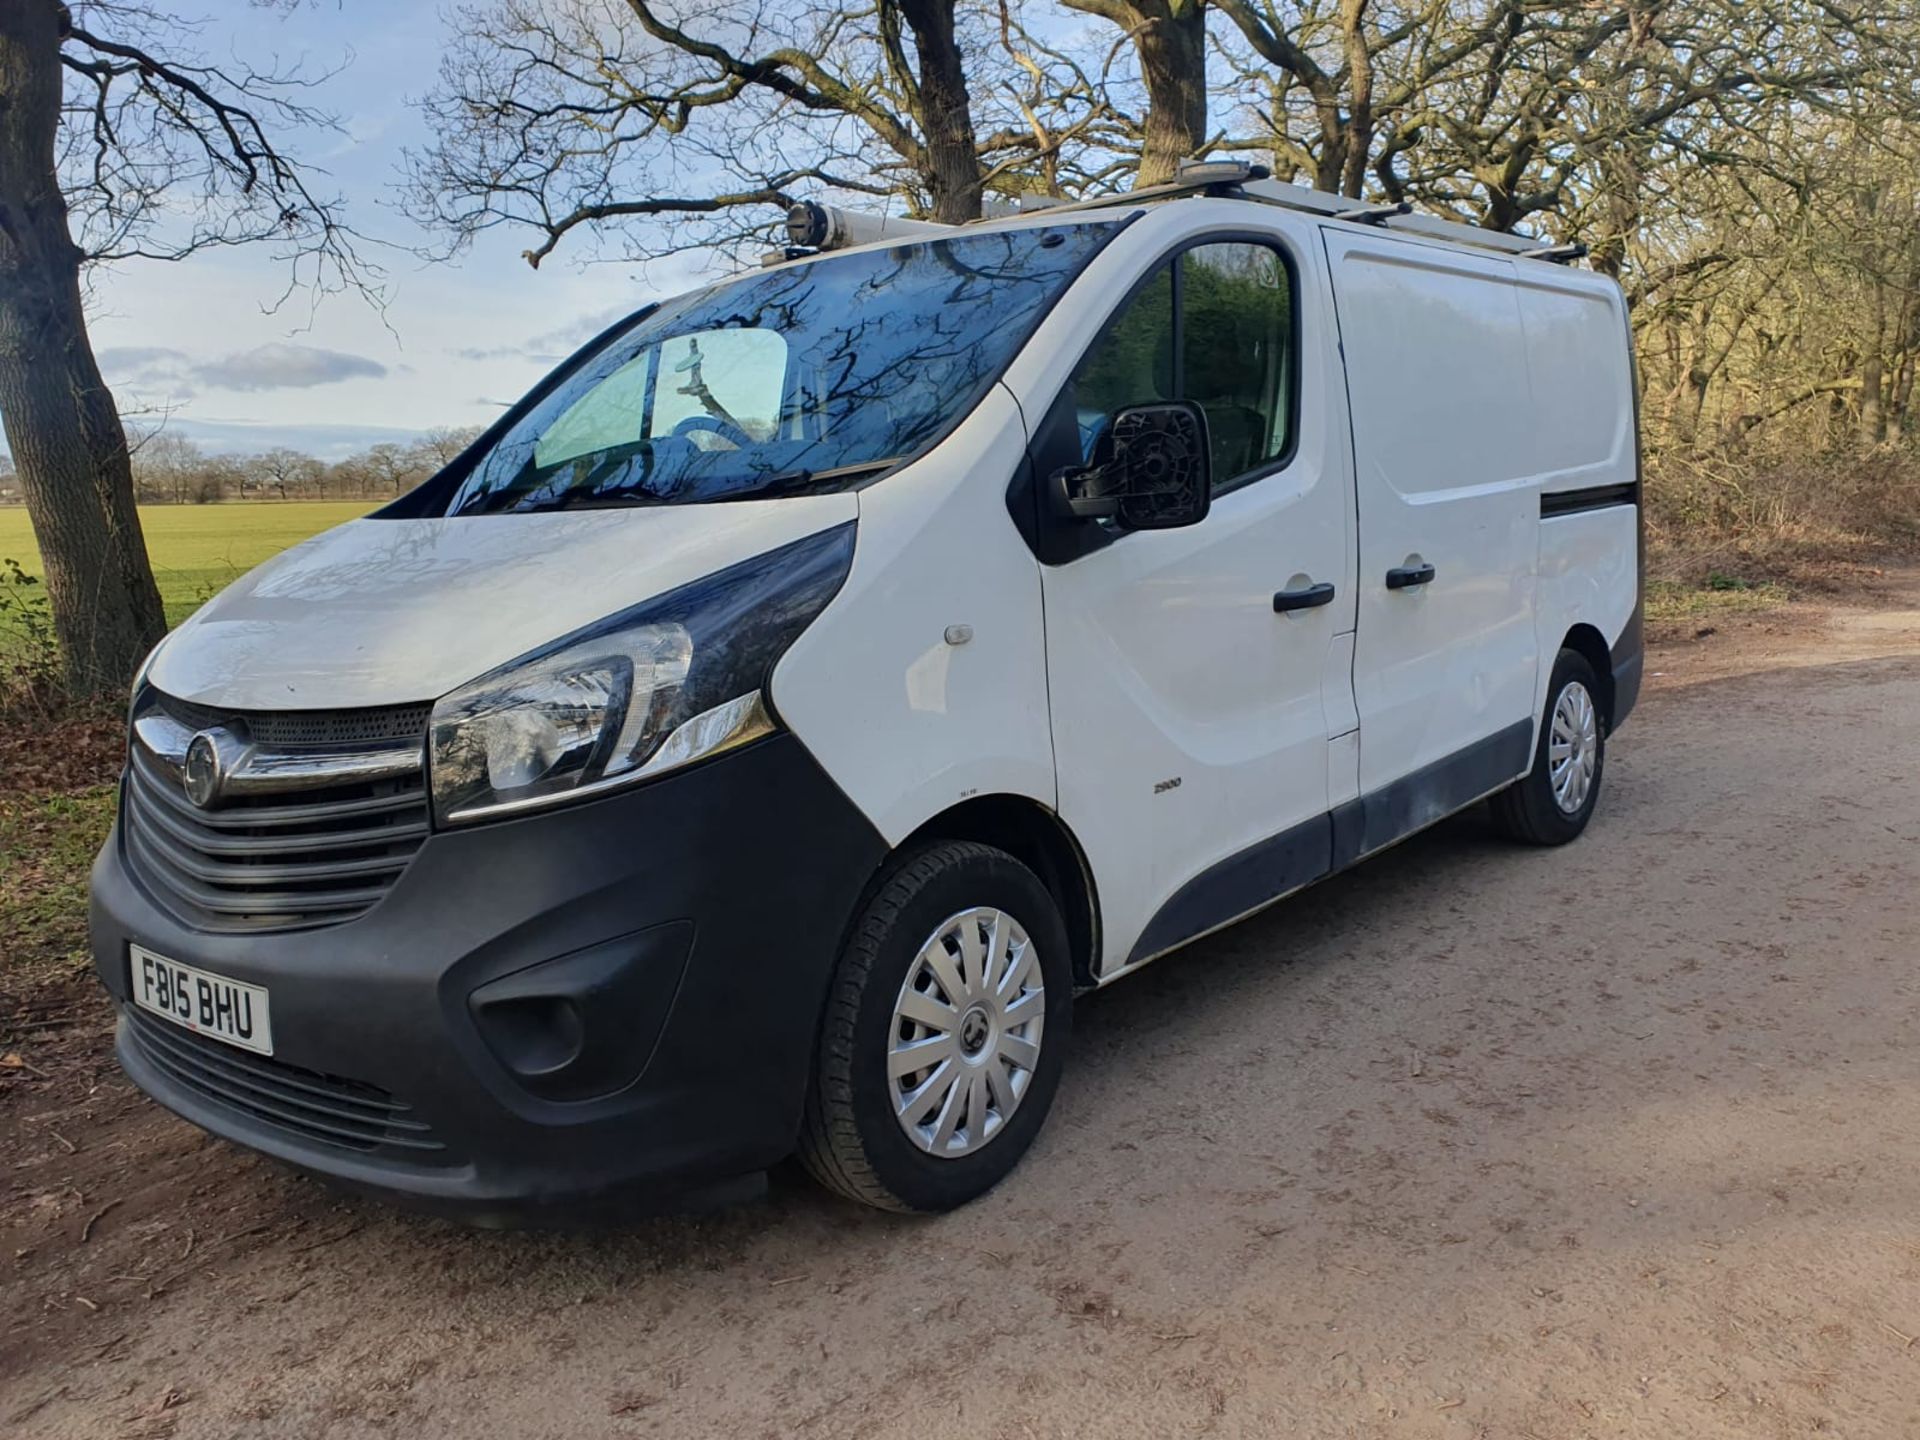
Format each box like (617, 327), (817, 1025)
(798, 841), (1071, 1212)
(1489, 648), (1606, 845)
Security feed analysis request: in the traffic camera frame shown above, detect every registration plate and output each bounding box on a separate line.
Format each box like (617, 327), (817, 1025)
(130, 946), (274, 1056)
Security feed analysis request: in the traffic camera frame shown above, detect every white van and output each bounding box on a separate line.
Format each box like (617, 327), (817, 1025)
(92, 164), (1642, 1218)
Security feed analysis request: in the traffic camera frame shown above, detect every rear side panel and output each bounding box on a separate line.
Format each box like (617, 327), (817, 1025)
(1324, 231), (1542, 798)
(1510, 265), (1642, 727)
(1325, 224), (1640, 795)
(1537, 507), (1638, 709)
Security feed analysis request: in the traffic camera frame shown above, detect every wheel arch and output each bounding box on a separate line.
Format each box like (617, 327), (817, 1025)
(899, 796), (1101, 989)
(1560, 623), (1616, 731)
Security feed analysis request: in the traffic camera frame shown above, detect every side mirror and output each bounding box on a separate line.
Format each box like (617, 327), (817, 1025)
(1051, 401), (1212, 531)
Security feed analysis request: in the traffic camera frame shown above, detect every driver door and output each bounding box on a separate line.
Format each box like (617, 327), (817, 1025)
(1039, 237), (1355, 975)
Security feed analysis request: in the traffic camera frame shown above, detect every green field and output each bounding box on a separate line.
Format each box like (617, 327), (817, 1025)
(0, 500), (371, 631)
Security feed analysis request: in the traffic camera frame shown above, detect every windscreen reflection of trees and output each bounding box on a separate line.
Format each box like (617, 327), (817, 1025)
(448, 227), (1113, 515)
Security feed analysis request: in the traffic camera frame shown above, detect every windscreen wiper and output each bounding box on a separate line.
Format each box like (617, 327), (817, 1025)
(735, 458), (901, 498)
(548, 486), (666, 510)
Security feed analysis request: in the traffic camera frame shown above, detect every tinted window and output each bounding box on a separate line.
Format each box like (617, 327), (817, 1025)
(446, 223), (1119, 515)
(1182, 243), (1293, 483)
(1071, 239), (1296, 492)
(1071, 263), (1172, 459)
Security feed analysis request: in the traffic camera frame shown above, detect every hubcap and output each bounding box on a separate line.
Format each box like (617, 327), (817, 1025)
(1549, 679), (1599, 814)
(888, 907), (1046, 1159)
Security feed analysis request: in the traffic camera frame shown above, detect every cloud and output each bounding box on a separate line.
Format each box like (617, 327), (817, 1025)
(98, 342), (388, 396)
(529, 305), (644, 353)
(195, 343), (388, 391)
(450, 343), (542, 364)
(449, 305), (645, 367)
(97, 346), (197, 392)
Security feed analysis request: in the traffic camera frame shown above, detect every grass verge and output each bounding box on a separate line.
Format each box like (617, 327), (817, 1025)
(0, 499), (370, 635)
(1, 707), (123, 1012)
(1, 787), (115, 979)
(1645, 576), (1791, 624)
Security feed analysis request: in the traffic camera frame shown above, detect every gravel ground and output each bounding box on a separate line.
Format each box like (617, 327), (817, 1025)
(6, 581), (1920, 1439)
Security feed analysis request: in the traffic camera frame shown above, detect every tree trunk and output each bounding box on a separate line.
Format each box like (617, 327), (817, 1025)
(1132, 0), (1208, 187)
(1336, 0), (1373, 198)
(1860, 277), (1887, 446)
(1063, 0), (1206, 187)
(897, 0), (983, 223)
(0, 0), (166, 696)
(1677, 367), (1711, 452)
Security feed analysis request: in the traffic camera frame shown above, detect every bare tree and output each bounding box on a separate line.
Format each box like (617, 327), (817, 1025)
(1206, 0), (1917, 251)
(1059, 0), (1207, 187)
(417, 425), (484, 470)
(247, 447), (324, 501)
(130, 430), (206, 505)
(0, 0), (371, 695)
(405, 0), (1114, 265)
(362, 441), (426, 496)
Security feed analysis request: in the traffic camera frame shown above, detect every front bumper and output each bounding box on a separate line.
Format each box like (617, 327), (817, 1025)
(91, 733), (887, 1223)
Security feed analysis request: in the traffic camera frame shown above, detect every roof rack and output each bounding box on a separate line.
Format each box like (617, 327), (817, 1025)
(978, 160), (1583, 265)
(1237, 175), (1574, 262)
(784, 159), (1585, 266)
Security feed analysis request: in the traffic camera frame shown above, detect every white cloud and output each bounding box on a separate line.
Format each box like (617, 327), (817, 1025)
(96, 346), (196, 392)
(97, 342), (388, 398)
(195, 343), (388, 391)
(450, 304), (647, 366)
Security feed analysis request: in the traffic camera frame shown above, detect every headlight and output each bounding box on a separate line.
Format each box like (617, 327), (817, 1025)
(429, 523), (854, 824)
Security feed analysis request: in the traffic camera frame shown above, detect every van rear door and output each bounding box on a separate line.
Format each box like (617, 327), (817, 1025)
(1323, 231), (1540, 840)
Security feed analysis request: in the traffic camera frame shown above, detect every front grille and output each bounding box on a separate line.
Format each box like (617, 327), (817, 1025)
(151, 691), (433, 749)
(125, 1007), (445, 1157)
(122, 689), (431, 933)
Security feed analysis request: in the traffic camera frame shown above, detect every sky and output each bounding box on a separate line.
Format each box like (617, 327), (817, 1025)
(78, 1), (717, 460)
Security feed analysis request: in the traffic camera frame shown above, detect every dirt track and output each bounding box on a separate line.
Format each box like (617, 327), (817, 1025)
(7, 583), (1920, 1439)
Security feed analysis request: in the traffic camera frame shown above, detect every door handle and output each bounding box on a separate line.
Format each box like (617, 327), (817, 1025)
(1385, 563), (1436, 590)
(1273, 581), (1337, 613)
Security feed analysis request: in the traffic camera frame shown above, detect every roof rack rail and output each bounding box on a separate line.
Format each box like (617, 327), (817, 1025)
(1522, 241), (1589, 263)
(1334, 200), (1412, 226)
(784, 159), (1584, 265)
(969, 160), (1582, 264)
(1234, 177), (1577, 263)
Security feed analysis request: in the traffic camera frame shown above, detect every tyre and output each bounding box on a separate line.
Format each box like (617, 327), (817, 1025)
(799, 840), (1072, 1212)
(1489, 647), (1607, 845)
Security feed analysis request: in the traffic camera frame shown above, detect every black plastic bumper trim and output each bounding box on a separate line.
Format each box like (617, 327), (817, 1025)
(93, 732), (889, 1220)
(1127, 719), (1534, 966)
(1609, 606), (1644, 732)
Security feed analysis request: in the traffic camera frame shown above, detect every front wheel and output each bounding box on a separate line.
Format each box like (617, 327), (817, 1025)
(798, 841), (1072, 1212)
(1489, 648), (1607, 845)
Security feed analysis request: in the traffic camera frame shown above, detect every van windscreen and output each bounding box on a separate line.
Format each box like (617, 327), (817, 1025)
(443, 222), (1120, 515)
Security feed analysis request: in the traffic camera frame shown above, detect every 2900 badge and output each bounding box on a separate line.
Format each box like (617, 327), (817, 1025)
(130, 945), (274, 1056)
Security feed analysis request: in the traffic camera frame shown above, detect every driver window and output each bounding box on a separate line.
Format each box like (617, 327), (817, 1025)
(648, 329), (789, 446)
(1182, 243), (1293, 487)
(1070, 265), (1172, 462)
(1068, 241), (1295, 492)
